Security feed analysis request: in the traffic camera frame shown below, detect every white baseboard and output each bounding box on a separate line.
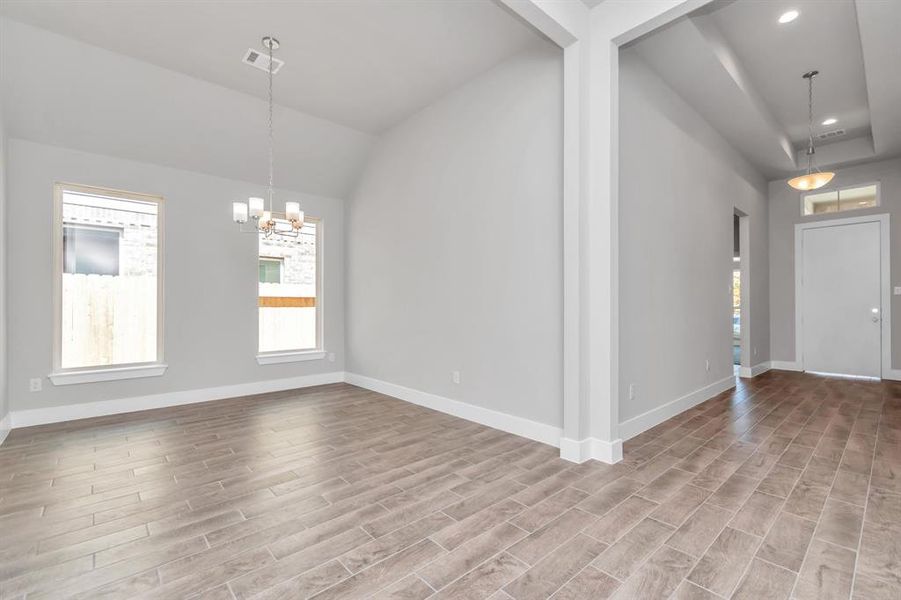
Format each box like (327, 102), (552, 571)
(770, 360), (802, 371)
(560, 436), (623, 464)
(344, 372), (563, 449)
(10, 371), (346, 429)
(618, 374), (737, 441)
(884, 368), (901, 382)
(739, 362), (772, 379)
(0, 412), (10, 446)
(751, 361), (771, 377)
(767, 360), (900, 381)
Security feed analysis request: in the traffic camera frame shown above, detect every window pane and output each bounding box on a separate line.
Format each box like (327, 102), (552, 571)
(259, 222), (318, 352)
(803, 184), (878, 216)
(60, 190), (159, 369)
(803, 190), (838, 215)
(838, 184), (878, 211)
(258, 259), (282, 283)
(64, 226), (120, 275)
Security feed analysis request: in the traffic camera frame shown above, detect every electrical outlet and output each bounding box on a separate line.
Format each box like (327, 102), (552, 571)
(328, 353), (336, 362)
(451, 371), (461, 385)
(628, 383), (636, 400)
(753, 347), (758, 357)
(705, 359), (710, 372)
(29, 378), (42, 392)
(894, 286), (901, 296)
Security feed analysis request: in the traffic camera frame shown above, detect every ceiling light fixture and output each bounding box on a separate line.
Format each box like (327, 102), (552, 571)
(232, 36), (304, 238)
(778, 10), (799, 24)
(787, 70), (835, 191)
(821, 117), (837, 125)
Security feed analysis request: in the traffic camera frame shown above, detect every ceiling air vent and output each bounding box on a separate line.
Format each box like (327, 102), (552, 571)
(242, 48), (284, 74)
(817, 128), (846, 141)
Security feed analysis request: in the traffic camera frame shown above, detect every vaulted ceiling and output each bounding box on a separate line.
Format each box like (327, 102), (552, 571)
(0, 0), (544, 134)
(0, 1), (550, 199)
(627, 0), (901, 179)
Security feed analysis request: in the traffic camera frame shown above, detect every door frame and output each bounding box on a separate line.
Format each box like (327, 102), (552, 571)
(794, 213), (891, 377)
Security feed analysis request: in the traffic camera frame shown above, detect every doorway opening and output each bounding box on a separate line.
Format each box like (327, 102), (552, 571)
(734, 210), (751, 378)
(733, 215), (741, 375)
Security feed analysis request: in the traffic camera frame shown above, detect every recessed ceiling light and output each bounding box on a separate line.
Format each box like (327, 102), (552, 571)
(779, 10), (799, 24)
(822, 117), (838, 126)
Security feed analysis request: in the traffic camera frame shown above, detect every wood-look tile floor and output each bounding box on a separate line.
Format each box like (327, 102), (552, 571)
(1, 372), (899, 600)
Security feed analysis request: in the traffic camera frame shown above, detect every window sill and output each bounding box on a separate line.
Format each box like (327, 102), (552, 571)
(256, 350), (326, 365)
(49, 364), (168, 386)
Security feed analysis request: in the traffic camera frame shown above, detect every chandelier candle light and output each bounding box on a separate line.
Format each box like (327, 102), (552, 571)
(787, 70), (835, 191)
(232, 36), (304, 237)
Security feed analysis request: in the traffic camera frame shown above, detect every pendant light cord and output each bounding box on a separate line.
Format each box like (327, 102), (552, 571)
(806, 73), (814, 174)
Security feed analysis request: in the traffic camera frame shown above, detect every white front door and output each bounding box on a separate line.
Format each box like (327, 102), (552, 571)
(801, 220), (882, 377)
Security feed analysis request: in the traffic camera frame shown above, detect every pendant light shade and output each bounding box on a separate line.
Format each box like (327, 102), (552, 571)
(787, 171), (834, 191)
(788, 70), (834, 191)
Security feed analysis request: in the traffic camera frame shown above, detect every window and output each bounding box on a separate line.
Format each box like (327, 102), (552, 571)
(52, 183), (163, 379)
(732, 267), (741, 337)
(258, 258), (283, 284)
(258, 220), (320, 355)
(802, 183), (879, 216)
(64, 226), (121, 276)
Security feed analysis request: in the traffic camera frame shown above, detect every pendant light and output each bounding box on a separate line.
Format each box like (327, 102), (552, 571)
(787, 70), (835, 191)
(232, 36), (304, 238)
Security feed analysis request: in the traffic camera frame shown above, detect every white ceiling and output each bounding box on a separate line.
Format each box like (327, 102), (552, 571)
(0, 17), (375, 200)
(0, 0), (545, 134)
(628, 0), (901, 179)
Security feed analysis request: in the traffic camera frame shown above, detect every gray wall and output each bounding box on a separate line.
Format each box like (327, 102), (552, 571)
(618, 52), (770, 424)
(346, 45), (564, 428)
(7, 139), (344, 411)
(0, 98), (7, 434)
(769, 156), (901, 369)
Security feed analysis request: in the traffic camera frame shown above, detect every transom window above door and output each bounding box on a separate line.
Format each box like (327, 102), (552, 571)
(801, 183), (879, 216)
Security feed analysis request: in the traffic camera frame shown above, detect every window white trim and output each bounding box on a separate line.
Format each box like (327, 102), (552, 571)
(793, 213), (892, 378)
(257, 216), (323, 355)
(800, 181), (881, 217)
(52, 182), (166, 377)
(256, 350), (326, 365)
(49, 363), (168, 386)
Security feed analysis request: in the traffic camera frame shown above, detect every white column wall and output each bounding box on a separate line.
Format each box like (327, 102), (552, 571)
(500, 0), (715, 462)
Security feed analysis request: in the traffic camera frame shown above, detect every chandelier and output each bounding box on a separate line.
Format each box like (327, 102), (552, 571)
(232, 36), (304, 237)
(787, 70), (835, 191)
